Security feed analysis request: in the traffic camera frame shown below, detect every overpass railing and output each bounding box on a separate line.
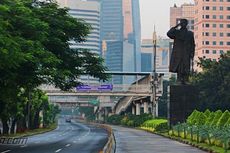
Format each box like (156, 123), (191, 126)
(40, 84), (151, 94)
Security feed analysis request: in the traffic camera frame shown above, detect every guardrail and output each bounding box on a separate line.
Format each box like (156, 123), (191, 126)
(99, 124), (116, 153)
(75, 119), (116, 153)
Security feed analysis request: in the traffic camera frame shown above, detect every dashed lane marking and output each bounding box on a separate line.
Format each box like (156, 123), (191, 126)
(20, 145), (27, 148)
(55, 149), (62, 153)
(1, 150), (11, 153)
(65, 144), (71, 147)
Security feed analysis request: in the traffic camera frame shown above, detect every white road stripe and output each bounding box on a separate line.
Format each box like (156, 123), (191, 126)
(55, 149), (62, 153)
(20, 145), (27, 148)
(1, 150), (11, 153)
(65, 144), (71, 147)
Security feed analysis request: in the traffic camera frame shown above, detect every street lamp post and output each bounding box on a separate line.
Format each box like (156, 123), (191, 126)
(152, 26), (157, 118)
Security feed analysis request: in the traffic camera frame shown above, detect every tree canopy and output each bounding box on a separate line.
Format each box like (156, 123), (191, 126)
(191, 52), (230, 111)
(0, 0), (108, 134)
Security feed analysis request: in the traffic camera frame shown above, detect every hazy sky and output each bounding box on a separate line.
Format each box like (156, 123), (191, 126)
(140, 0), (194, 39)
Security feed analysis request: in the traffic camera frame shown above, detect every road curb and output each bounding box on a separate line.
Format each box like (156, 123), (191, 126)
(75, 120), (116, 153)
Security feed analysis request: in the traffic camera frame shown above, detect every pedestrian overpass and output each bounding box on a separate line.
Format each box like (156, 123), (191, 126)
(40, 71), (163, 117)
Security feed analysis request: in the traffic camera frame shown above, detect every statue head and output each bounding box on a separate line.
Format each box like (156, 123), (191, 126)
(180, 19), (188, 29)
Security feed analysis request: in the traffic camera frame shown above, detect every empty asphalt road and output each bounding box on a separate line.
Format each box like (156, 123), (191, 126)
(0, 119), (108, 153)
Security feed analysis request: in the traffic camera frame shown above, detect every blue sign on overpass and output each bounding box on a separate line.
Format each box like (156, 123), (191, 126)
(76, 84), (113, 91)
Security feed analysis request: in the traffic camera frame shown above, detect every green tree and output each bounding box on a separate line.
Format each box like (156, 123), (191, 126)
(0, 0), (108, 134)
(191, 52), (230, 111)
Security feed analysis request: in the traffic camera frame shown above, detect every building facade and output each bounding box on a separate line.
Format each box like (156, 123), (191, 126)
(57, 0), (100, 54)
(141, 39), (171, 80)
(101, 0), (141, 84)
(57, 0), (101, 83)
(194, 0), (230, 66)
(100, 0), (123, 84)
(170, 3), (195, 31)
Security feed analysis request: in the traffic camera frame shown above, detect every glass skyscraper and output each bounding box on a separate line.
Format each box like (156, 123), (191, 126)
(101, 0), (141, 84)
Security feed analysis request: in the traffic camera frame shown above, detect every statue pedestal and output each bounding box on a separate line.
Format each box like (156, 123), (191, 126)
(169, 85), (198, 126)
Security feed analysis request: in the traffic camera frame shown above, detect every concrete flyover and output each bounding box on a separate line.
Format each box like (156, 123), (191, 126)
(113, 75), (154, 115)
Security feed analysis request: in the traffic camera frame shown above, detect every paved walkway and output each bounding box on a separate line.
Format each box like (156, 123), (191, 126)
(112, 126), (207, 153)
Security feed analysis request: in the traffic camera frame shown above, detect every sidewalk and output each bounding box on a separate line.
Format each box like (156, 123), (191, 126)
(112, 125), (207, 153)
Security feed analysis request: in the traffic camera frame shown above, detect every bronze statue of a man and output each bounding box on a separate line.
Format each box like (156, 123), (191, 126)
(167, 19), (195, 84)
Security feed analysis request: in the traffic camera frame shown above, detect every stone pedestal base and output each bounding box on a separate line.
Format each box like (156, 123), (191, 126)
(169, 85), (198, 126)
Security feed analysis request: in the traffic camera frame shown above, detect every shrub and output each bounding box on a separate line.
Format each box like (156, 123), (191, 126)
(224, 118), (230, 127)
(205, 112), (215, 125)
(187, 110), (200, 125)
(196, 112), (207, 126)
(121, 116), (128, 125)
(211, 110), (222, 126)
(107, 115), (123, 125)
(127, 120), (134, 127)
(217, 110), (230, 127)
(142, 119), (168, 131)
(204, 109), (211, 118)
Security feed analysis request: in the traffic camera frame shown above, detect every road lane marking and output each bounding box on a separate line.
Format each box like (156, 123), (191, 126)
(1, 150), (11, 153)
(55, 149), (62, 153)
(20, 145), (27, 148)
(82, 127), (91, 138)
(65, 144), (71, 147)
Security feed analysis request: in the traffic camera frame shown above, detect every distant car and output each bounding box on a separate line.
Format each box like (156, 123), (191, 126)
(65, 118), (71, 123)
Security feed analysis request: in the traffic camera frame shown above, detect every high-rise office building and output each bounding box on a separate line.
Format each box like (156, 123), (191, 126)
(170, 3), (195, 31)
(141, 39), (171, 80)
(157, 38), (171, 80)
(57, 0), (100, 83)
(141, 39), (153, 73)
(100, 0), (123, 84)
(57, 0), (100, 54)
(101, 0), (141, 84)
(194, 0), (230, 67)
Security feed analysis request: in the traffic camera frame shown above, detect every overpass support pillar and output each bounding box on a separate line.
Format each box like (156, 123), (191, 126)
(136, 103), (140, 115)
(132, 105), (136, 115)
(144, 102), (149, 114)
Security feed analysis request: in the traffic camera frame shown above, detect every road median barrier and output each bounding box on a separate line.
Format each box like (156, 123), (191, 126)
(75, 119), (116, 153)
